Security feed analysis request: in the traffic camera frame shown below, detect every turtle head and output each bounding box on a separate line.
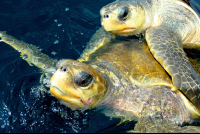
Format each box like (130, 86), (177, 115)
(100, 1), (146, 36)
(50, 59), (107, 110)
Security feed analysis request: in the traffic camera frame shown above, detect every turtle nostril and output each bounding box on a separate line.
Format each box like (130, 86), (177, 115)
(59, 66), (68, 72)
(103, 14), (109, 19)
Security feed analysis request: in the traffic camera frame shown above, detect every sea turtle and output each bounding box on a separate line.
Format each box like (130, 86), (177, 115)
(1, 31), (200, 132)
(49, 38), (200, 132)
(81, 0), (200, 110)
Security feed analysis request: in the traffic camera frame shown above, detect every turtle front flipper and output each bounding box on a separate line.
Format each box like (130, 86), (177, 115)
(0, 31), (58, 90)
(145, 26), (200, 109)
(78, 27), (116, 62)
(132, 116), (200, 133)
(0, 31), (58, 71)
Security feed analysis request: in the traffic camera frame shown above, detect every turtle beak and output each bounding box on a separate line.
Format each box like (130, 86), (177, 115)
(50, 86), (80, 104)
(50, 86), (93, 110)
(50, 85), (92, 108)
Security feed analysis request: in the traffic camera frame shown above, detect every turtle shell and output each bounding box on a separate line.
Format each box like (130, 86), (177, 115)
(50, 38), (200, 122)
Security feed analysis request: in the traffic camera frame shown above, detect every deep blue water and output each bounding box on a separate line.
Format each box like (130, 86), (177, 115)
(0, 0), (128, 133)
(0, 0), (199, 133)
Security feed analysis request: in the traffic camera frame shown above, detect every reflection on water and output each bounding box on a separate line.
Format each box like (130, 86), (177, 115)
(0, 0), (122, 132)
(0, 0), (199, 133)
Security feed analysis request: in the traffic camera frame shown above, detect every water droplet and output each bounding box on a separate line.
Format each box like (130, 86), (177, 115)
(65, 8), (70, 11)
(52, 107), (58, 112)
(42, 78), (50, 85)
(82, 118), (87, 124)
(72, 125), (79, 133)
(7, 82), (10, 86)
(22, 54), (28, 60)
(54, 40), (59, 44)
(58, 23), (62, 27)
(51, 51), (57, 55)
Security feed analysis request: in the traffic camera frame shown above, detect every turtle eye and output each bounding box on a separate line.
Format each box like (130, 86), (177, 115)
(75, 72), (94, 87)
(118, 7), (129, 21)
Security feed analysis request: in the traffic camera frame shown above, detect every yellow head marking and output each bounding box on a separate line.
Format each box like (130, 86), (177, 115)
(100, 1), (145, 36)
(50, 59), (107, 110)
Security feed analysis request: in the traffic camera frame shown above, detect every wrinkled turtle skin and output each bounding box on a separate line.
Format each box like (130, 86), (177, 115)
(52, 39), (200, 132)
(81, 0), (200, 110)
(1, 31), (200, 132)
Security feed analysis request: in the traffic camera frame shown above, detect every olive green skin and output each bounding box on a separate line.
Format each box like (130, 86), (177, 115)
(55, 38), (200, 132)
(98, 0), (200, 110)
(1, 30), (200, 132)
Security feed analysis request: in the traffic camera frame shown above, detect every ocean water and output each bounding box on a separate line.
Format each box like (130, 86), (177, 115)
(0, 0), (199, 133)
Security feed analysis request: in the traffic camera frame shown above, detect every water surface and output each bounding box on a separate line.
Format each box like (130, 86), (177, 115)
(0, 0), (199, 133)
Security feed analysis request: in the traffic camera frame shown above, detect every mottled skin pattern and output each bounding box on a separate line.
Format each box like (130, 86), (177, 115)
(146, 27), (200, 108)
(89, 0), (200, 111)
(52, 38), (200, 132)
(1, 31), (200, 132)
(0, 32), (58, 70)
(0, 31), (58, 85)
